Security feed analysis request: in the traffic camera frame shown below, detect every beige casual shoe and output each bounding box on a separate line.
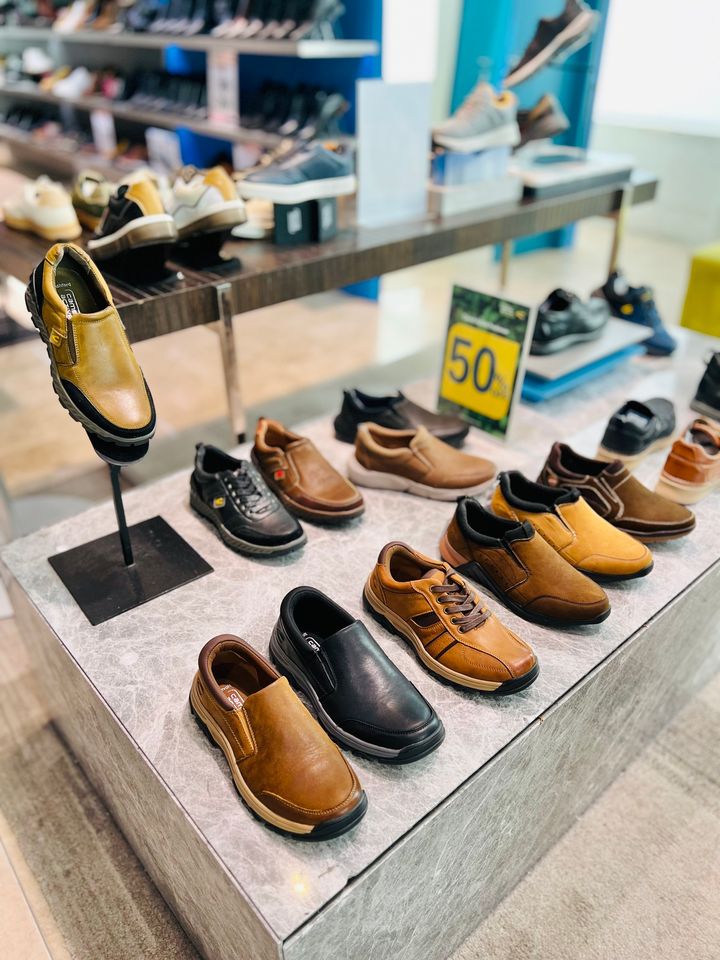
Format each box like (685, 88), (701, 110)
(348, 423), (495, 500)
(4, 176), (81, 242)
(363, 541), (538, 693)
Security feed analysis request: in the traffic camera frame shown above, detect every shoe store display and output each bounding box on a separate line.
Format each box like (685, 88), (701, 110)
(190, 443), (306, 556)
(440, 497), (610, 627)
(167, 165), (246, 240)
(71, 170), (115, 231)
(348, 424), (495, 501)
(505, 0), (599, 88)
(3, 175), (81, 241)
(189, 634), (367, 838)
(252, 417), (364, 523)
(593, 271), (677, 357)
(539, 442), (695, 542)
(690, 351), (720, 420)
(517, 93), (570, 147)
(656, 419), (720, 505)
(52, 65), (95, 98)
(237, 143), (356, 203)
(492, 471), (654, 582)
(363, 541), (539, 693)
(269, 586), (445, 762)
(597, 398), (676, 467)
(432, 82), (520, 153)
(87, 177), (176, 261)
(334, 388), (469, 447)
(530, 288), (610, 355)
(25, 242), (156, 445)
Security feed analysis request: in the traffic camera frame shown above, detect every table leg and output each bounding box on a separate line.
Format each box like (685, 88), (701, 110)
(500, 240), (512, 290)
(215, 282), (246, 443)
(608, 182), (633, 277)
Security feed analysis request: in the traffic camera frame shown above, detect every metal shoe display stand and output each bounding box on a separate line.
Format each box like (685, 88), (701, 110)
(48, 431), (212, 625)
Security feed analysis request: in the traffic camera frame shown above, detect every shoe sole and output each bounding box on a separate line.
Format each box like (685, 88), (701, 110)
(530, 327), (604, 355)
(189, 682), (367, 839)
(268, 623), (445, 763)
(250, 451), (365, 525)
(5, 212), (81, 241)
(176, 201), (247, 241)
(438, 531), (610, 628)
(577, 561), (654, 583)
(238, 174), (356, 204)
(505, 9), (598, 87)
(433, 121), (520, 153)
(87, 213), (177, 259)
(689, 398), (720, 422)
(362, 579), (538, 693)
(655, 473), (720, 506)
(347, 456), (492, 501)
(596, 434), (673, 469)
(189, 487), (306, 556)
(24, 283), (156, 447)
(75, 206), (103, 232)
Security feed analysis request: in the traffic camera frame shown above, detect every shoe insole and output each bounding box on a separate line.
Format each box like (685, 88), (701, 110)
(55, 259), (106, 315)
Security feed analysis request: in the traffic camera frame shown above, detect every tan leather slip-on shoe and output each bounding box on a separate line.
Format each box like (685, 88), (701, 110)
(656, 419), (720, 505)
(252, 417), (364, 523)
(440, 497), (610, 627)
(348, 423), (496, 501)
(492, 471), (653, 583)
(539, 441), (695, 542)
(25, 242), (156, 446)
(189, 635), (367, 839)
(363, 542), (538, 694)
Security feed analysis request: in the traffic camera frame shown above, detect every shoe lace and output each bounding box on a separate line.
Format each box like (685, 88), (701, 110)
(222, 468), (266, 512)
(430, 575), (490, 633)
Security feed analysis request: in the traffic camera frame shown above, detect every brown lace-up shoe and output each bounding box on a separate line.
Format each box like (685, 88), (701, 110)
(363, 542), (538, 693)
(189, 635), (367, 839)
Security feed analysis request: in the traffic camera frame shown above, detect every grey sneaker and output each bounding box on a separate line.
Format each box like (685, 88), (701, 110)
(237, 143), (356, 204)
(517, 93), (570, 147)
(432, 83), (520, 153)
(530, 288), (610, 356)
(505, 0), (598, 89)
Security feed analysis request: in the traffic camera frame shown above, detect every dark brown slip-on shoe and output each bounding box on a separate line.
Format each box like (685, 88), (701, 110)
(539, 442), (695, 542)
(189, 635), (367, 839)
(440, 497), (610, 627)
(252, 417), (364, 524)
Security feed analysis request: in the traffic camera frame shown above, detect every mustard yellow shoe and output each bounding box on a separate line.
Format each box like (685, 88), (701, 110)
(491, 471), (653, 582)
(25, 243), (156, 446)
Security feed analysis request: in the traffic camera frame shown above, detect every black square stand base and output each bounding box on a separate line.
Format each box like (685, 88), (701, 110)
(48, 517), (213, 626)
(273, 197), (338, 245)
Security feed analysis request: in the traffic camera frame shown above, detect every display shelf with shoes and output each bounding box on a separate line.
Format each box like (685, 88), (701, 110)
(2, 351), (720, 960)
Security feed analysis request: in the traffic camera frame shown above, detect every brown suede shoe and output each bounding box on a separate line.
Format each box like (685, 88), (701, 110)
(363, 542), (538, 693)
(189, 635), (367, 839)
(252, 417), (364, 524)
(349, 423), (496, 501)
(539, 442), (695, 542)
(440, 497), (610, 627)
(656, 418), (720, 504)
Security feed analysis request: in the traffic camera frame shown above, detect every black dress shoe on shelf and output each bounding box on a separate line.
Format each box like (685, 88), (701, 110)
(691, 352), (720, 421)
(270, 586), (445, 763)
(597, 398), (676, 467)
(334, 388), (470, 447)
(190, 443), (306, 556)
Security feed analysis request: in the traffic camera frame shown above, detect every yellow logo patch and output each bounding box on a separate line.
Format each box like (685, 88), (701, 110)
(212, 496), (225, 508)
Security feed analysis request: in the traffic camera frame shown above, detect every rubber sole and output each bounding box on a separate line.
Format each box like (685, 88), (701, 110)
(596, 434), (673, 469)
(689, 398), (720, 423)
(578, 561), (654, 583)
(433, 121), (520, 154)
(24, 283), (156, 447)
(268, 624), (445, 763)
(348, 456), (493, 501)
(87, 214), (177, 259)
(655, 473), (720, 506)
(530, 327), (604, 355)
(75, 206), (103, 232)
(505, 9), (598, 87)
(611, 520), (696, 542)
(189, 685), (367, 839)
(362, 581), (538, 694)
(238, 174), (357, 204)
(439, 532), (611, 628)
(4, 212), (82, 241)
(189, 488), (306, 556)
(250, 452), (365, 525)
(175, 202), (247, 240)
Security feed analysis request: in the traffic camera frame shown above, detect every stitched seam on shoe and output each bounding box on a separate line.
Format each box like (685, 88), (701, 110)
(259, 785), (356, 816)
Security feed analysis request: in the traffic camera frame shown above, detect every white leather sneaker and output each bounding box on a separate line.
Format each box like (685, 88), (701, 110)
(4, 176), (82, 242)
(168, 166), (246, 240)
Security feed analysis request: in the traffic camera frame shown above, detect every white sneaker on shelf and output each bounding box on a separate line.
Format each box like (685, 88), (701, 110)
(167, 166), (247, 240)
(53, 0), (94, 33)
(53, 66), (95, 99)
(22, 46), (54, 76)
(3, 176), (82, 241)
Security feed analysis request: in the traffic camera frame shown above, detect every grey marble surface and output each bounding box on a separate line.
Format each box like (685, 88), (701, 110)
(2, 328), (719, 942)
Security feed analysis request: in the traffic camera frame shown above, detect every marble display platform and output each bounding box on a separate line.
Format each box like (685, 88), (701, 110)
(2, 328), (719, 960)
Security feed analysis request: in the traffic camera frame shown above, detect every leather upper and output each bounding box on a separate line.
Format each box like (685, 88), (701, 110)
(273, 587), (442, 749)
(334, 388), (468, 444)
(539, 442), (695, 538)
(444, 498), (609, 623)
(193, 635), (362, 827)
(367, 542), (536, 684)
(38, 243), (154, 434)
(600, 398), (675, 455)
(355, 423), (495, 489)
(492, 471), (653, 578)
(661, 419), (720, 485)
(253, 418), (364, 515)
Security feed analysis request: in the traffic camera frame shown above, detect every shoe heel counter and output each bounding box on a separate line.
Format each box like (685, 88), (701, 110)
(490, 485), (515, 520)
(126, 179), (165, 216)
(663, 446), (709, 485)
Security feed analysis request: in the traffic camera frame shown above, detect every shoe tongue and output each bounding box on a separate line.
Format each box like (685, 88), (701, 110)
(421, 566), (447, 586)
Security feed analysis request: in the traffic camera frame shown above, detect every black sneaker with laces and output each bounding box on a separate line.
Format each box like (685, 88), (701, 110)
(190, 443), (306, 556)
(691, 352), (720, 421)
